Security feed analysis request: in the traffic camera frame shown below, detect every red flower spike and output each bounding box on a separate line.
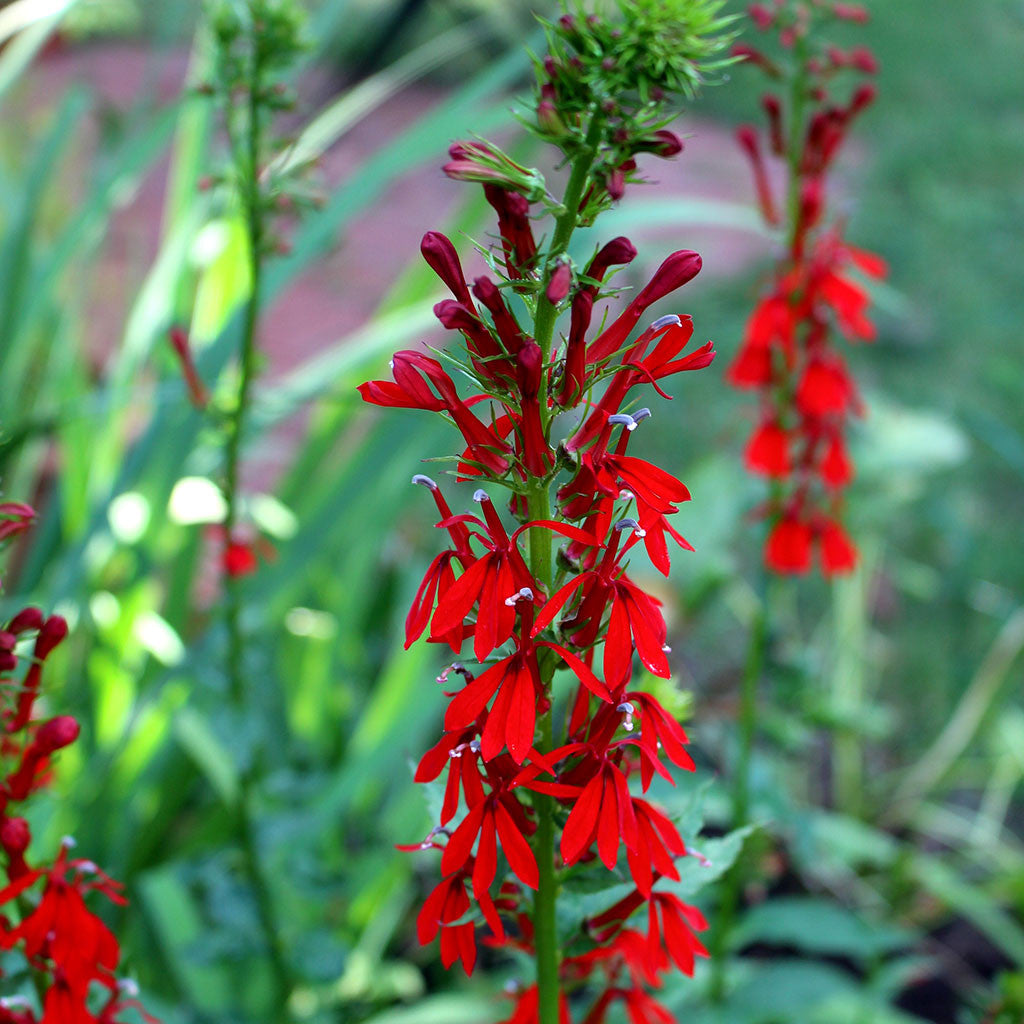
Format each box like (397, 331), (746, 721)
(730, 3), (882, 577)
(366, 66), (718, 1014)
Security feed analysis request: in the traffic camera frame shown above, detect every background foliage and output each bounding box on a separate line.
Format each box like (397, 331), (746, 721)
(0, 0), (1021, 1021)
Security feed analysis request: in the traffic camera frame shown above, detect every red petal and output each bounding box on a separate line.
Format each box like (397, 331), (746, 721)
(494, 800), (539, 889)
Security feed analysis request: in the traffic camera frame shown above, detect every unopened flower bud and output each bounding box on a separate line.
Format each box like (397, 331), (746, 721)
(0, 817), (30, 855)
(634, 129), (684, 159)
(35, 715), (80, 755)
(546, 262), (572, 304)
(832, 2), (869, 24)
(35, 616), (68, 659)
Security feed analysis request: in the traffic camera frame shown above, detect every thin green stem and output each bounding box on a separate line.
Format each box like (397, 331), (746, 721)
(709, 581), (769, 1003)
(785, 35), (809, 256)
(221, 18), (294, 1016)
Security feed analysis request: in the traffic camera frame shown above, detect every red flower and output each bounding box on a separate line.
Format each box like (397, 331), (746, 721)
(224, 540), (259, 577)
(765, 513), (813, 574)
(359, 351), (512, 475)
(444, 646), (544, 764)
(561, 758), (638, 870)
(500, 985), (571, 1024)
(745, 419), (791, 477)
(417, 869), (483, 975)
(441, 790), (538, 898)
(0, 844), (125, 1002)
(821, 517), (857, 576)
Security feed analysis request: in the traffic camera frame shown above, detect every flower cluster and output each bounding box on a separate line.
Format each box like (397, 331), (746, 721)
(0, 506), (151, 1023)
(726, 0), (886, 576)
(360, 6), (730, 1020)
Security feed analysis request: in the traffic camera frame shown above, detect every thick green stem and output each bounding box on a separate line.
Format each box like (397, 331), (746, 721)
(526, 481), (560, 1024)
(221, 24), (294, 1016)
(533, 114), (605, 368)
(526, 116), (603, 1024)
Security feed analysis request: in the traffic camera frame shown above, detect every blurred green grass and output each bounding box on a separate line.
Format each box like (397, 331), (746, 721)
(0, 0), (1021, 1021)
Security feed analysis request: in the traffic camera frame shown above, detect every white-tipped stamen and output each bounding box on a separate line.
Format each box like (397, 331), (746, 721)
(608, 413), (637, 431)
(651, 314), (681, 331)
(618, 489), (635, 501)
(617, 701), (636, 731)
(633, 407), (652, 423)
(615, 517), (641, 533)
(662, 644), (672, 653)
(412, 474), (438, 490)
(473, 488), (488, 503)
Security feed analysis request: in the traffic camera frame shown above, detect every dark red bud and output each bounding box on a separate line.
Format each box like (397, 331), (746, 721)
(634, 251), (703, 308)
(421, 231), (471, 305)
(516, 343), (543, 399)
(589, 237), (637, 281)
(849, 83), (877, 115)
(606, 169), (626, 201)
(850, 46), (879, 74)
(34, 616), (68, 659)
(546, 263), (572, 304)
(732, 43), (781, 77)
(748, 2), (774, 29)
(832, 2), (869, 23)
(34, 715), (80, 755)
(761, 94), (785, 155)
(0, 817), (30, 855)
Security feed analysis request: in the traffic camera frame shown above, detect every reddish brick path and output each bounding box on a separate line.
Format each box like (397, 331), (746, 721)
(21, 41), (770, 381)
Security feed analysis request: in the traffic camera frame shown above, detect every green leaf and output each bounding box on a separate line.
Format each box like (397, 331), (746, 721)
(360, 995), (498, 1024)
(172, 705), (239, 806)
(671, 824), (756, 896)
(733, 896), (913, 961)
(137, 866), (233, 1011)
